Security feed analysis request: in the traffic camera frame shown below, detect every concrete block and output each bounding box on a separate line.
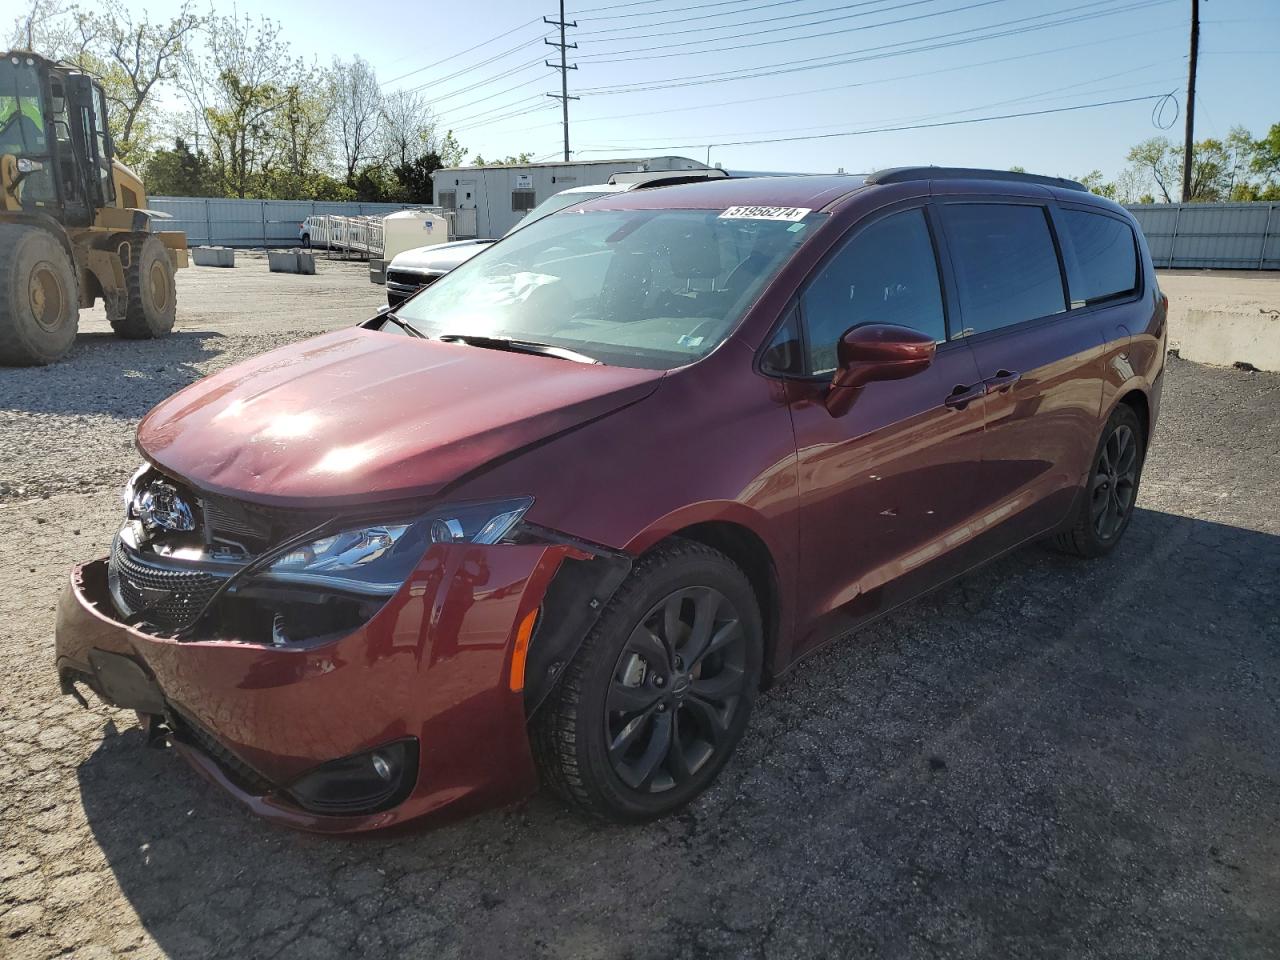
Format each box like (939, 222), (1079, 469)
(191, 246), (234, 267)
(369, 259), (386, 285)
(1170, 309), (1280, 373)
(268, 249), (316, 275)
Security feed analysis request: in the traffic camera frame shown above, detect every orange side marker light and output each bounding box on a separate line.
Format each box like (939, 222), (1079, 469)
(509, 608), (539, 692)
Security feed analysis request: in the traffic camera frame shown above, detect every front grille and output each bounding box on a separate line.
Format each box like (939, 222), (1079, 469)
(109, 539), (226, 632)
(386, 269), (440, 289)
(200, 493), (314, 554)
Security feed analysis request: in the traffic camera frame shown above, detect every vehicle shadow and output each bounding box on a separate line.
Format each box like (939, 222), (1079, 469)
(75, 507), (1280, 959)
(0, 331), (225, 418)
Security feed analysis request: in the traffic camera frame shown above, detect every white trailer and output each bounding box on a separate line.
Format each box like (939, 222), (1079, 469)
(431, 155), (709, 239)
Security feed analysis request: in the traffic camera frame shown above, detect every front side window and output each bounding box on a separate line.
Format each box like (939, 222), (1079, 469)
(800, 208), (946, 375)
(396, 207), (825, 370)
(1061, 208), (1138, 306)
(942, 203), (1066, 336)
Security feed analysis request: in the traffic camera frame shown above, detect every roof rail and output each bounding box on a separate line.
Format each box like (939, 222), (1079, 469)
(865, 166), (1087, 192)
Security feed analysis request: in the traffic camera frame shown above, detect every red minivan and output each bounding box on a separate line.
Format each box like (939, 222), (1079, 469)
(55, 168), (1165, 831)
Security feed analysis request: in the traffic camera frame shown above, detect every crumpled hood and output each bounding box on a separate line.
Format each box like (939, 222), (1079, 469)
(389, 239), (495, 274)
(138, 327), (664, 505)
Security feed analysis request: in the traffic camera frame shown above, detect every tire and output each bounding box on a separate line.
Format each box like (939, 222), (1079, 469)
(1052, 403), (1146, 558)
(0, 223), (79, 366)
(107, 233), (176, 339)
(531, 538), (763, 822)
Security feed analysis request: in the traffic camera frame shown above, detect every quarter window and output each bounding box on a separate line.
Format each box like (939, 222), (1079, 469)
(942, 203), (1066, 336)
(800, 208), (946, 374)
(1061, 209), (1138, 306)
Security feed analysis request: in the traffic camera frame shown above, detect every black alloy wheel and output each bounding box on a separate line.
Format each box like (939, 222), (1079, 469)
(605, 585), (748, 793)
(532, 539), (763, 822)
(1091, 421), (1139, 541)
(1053, 403), (1146, 557)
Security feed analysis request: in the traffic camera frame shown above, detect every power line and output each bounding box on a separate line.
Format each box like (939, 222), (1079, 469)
(576, 0), (1176, 94)
(581, 72), (1177, 150)
(578, 64), (1177, 148)
(570, 0), (796, 21)
(575, 0), (910, 39)
(378, 17), (540, 86)
(442, 7), (1177, 140)
(406, 55), (547, 103)
(575, 92), (1174, 152)
(578, 0), (1005, 60)
(490, 23), (1184, 137)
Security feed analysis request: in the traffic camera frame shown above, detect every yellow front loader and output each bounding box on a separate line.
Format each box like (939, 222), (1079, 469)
(0, 50), (188, 365)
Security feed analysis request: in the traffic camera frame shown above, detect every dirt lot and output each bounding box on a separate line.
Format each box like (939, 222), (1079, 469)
(1, 259), (1278, 959)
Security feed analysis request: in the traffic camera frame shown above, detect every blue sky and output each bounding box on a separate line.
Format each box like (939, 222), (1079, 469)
(135, 0), (1278, 178)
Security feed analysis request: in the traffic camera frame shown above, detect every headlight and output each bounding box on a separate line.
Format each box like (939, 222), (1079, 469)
(260, 497), (533, 596)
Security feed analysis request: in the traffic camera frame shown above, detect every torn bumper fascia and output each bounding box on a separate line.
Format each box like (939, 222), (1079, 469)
(54, 535), (629, 833)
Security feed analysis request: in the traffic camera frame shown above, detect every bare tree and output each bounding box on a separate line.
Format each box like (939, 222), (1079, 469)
(6, 0), (72, 52)
(69, 1), (201, 163)
(331, 55), (382, 184)
(380, 87), (434, 168)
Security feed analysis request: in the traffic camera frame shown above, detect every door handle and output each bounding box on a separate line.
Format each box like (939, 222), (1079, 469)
(983, 370), (1021, 394)
(944, 383), (984, 409)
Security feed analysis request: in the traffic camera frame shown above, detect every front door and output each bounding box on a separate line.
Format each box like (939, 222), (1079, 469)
(782, 205), (987, 653)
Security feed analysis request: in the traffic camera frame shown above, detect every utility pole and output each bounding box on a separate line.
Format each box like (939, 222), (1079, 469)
(1181, 0), (1200, 202)
(545, 1), (578, 162)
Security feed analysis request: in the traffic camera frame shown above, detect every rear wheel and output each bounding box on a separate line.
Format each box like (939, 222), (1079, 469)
(108, 233), (176, 339)
(1053, 403), (1146, 557)
(532, 539), (763, 822)
(0, 224), (79, 366)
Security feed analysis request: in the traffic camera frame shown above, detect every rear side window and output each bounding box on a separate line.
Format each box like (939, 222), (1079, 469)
(942, 203), (1066, 336)
(1061, 209), (1138, 306)
(800, 208), (946, 374)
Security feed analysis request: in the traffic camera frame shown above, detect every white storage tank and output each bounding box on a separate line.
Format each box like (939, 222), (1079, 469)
(382, 210), (449, 261)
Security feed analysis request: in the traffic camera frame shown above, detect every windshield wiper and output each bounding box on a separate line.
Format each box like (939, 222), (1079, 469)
(436, 333), (600, 365)
(379, 311), (426, 338)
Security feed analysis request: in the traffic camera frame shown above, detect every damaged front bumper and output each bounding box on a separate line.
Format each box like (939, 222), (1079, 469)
(55, 539), (619, 832)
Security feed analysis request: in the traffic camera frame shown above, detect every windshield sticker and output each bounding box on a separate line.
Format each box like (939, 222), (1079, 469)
(719, 205), (812, 222)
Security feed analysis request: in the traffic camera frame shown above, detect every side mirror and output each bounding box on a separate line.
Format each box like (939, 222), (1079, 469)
(826, 323), (936, 415)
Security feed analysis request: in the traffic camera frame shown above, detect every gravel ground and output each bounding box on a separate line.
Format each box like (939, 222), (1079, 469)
(1, 260), (1279, 959)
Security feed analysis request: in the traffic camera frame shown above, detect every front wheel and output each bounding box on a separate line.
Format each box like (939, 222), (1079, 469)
(107, 233), (176, 339)
(0, 223), (79, 365)
(532, 539), (763, 822)
(1053, 403), (1146, 557)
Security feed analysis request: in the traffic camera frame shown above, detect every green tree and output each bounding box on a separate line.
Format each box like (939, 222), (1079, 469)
(144, 137), (216, 196)
(1126, 137), (1181, 203)
(182, 12), (301, 197)
(470, 152), (534, 166)
(1250, 122), (1280, 183)
(1076, 169), (1118, 199)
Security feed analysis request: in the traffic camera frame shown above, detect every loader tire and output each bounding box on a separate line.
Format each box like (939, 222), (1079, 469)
(108, 233), (176, 339)
(0, 223), (79, 366)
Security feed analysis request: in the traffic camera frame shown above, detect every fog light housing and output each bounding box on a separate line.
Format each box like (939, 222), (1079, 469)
(286, 738), (418, 815)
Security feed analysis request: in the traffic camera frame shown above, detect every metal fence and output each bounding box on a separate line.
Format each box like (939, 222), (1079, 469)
(147, 197), (434, 248)
(1125, 202), (1280, 270)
